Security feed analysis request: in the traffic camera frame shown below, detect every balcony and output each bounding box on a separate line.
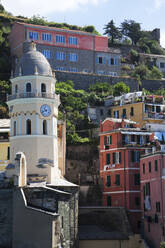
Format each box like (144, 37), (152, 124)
(7, 92), (59, 101)
(144, 112), (165, 120)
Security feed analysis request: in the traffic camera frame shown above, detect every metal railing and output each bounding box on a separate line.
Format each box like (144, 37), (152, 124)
(144, 112), (165, 120)
(7, 92), (58, 101)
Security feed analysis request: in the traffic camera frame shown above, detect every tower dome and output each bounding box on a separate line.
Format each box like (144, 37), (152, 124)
(14, 42), (52, 77)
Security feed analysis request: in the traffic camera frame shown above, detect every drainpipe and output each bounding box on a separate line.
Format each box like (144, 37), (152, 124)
(124, 148), (127, 209)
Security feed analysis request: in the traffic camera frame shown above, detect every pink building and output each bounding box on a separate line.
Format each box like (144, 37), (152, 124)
(140, 146), (165, 248)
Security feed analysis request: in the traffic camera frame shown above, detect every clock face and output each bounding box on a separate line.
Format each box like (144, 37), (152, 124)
(40, 104), (51, 117)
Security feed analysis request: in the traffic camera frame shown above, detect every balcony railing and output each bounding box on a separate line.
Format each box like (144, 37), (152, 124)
(7, 92), (59, 101)
(144, 112), (165, 120)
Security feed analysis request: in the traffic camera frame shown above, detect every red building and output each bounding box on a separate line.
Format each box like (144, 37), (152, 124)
(9, 22), (121, 76)
(140, 145), (165, 248)
(100, 118), (153, 233)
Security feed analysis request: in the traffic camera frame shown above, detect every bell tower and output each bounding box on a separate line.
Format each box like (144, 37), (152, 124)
(7, 42), (61, 184)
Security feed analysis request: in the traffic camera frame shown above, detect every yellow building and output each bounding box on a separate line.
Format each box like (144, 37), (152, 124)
(0, 119), (10, 171)
(107, 93), (165, 127)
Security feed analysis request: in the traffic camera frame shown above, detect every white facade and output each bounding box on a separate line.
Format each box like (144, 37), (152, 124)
(7, 42), (61, 185)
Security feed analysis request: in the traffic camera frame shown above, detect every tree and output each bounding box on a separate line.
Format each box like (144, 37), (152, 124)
(131, 64), (151, 80)
(55, 80), (89, 144)
(104, 20), (121, 44)
(130, 49), (140, 64)
(160, 242), (165, 248)
(121, 19), (142, 45)
(0, 4), (5, 13)
(113, 82), (130, 96)
(150, 66), (163, 79)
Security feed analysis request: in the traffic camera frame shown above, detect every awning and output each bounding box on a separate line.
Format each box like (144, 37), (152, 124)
(0, 129), (10, 133)
(121, 131), (152, 135)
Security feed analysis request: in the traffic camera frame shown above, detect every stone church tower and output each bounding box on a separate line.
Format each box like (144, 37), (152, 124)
(2, 42), (78, 248)
(7, 42), (62, 185)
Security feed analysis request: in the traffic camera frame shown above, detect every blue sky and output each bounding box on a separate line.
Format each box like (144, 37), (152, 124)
(3, 0), (165, 47)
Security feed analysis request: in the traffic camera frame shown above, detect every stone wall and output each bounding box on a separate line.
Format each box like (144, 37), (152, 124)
(0, 189), (13, 248)
(55, 70), (165, 92)
(55, 71), (138, 91)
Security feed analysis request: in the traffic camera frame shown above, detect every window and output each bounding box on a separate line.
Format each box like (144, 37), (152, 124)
(134, 174), (140, 185)
(146, 182), (150, 196)
(116, 152), (120, 164)
(69, 37), (78, 45)
(15, 85), (18, 94)
(135, 197), (140, 206)
(56, 67), (65, 71)
(112, 152), (116, 164)
(106, 153), (110, 164)
(155, 160), (158, 171)
(156, 106), (161, 113)
(156, 202), (160, 212)
(115, 174), (120, 186)
(108, 57), (118, 66)
(69, 53), (78, 62)
(42, 33), (52, 41)
(41, 83), (46, 93)
(7, 147), (10, 160)
(42, 50), (51, 59)
(97, 71), (104, 75)
(130, 107), (134, 116)
(143, 186), (146, 200)
(56, 35), (65, 43)
(131, 135), (135, 142)
(56, 52), (66, 60)
(110, 58), (114, 65)
(149, 162), (151, 173)
(107, 136), (112, 145)
(43, 120), (47, 135)
(68, 67), (78, 72)
(109, 72), (117, 76)
(114, 110), (119, 118)
(96, 56), (105, 64)
(119, 152), (121, 163)
(131, 151), (140, 162)
(29, 31), (38, 40)
(160, 62), (165, 68)
(155, 214), (158, 223)
(106, 175), (111, 187)
(122, 109), (126, 118)
(143, 163), (145, 174)
(107, 196), (111, 206)
(13, 121), (16, 136)
(100, 109), (103, 116)
(26, 83), (32, 93)
(26, 119), (31, 135)
(108, 109), (112, 117)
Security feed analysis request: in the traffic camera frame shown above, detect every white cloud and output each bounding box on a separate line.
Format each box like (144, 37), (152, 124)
(3, 0), (107, 17)
(154, 0), (165, 8)
(160, 30), (165, 48)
